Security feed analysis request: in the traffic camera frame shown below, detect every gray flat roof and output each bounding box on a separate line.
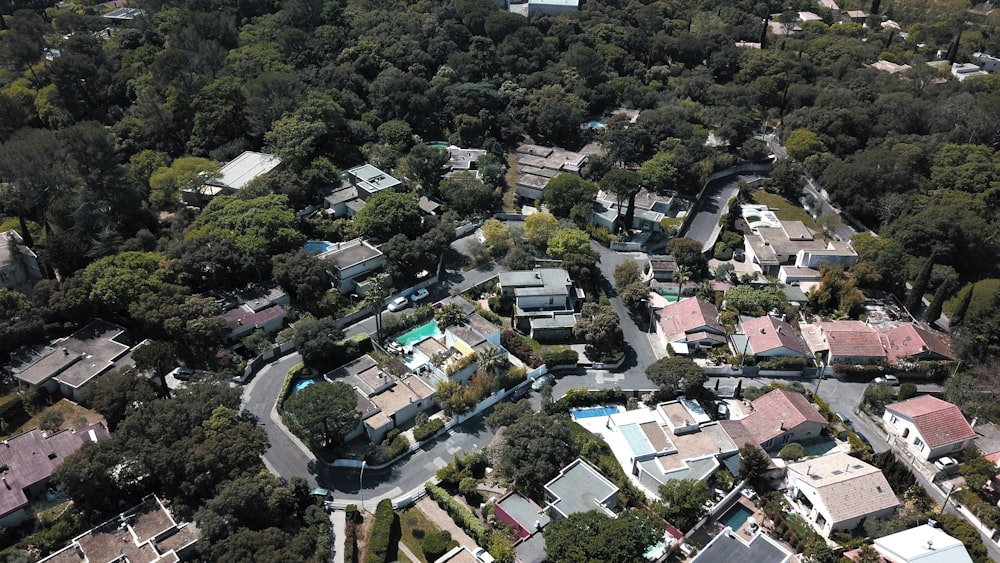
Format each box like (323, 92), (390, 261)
(348, 164), (400, 191)
(320, 240), (382, 270)
(544, 459), (618, 518)
(496, 492), (549, 531)
(12, 320), (129, 388)
(692, 530), (791, 563)
(210, 151), (281, 191)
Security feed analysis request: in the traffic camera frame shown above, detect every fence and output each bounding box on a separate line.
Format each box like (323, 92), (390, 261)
(240, 340), (297, 382)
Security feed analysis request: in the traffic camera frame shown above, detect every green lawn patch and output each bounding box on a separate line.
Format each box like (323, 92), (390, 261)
(751, 191), (824, 237)
(399, 507), (453, 563)
(943, 279), (1000, 317)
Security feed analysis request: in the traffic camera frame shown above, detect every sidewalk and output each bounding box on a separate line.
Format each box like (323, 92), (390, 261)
(416, 496), (479, 548)
(331, 510), (346, 563)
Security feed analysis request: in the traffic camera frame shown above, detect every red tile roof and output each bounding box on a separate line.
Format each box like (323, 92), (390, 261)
(883, 324), (955, 364)
(223, 304), (286, 333)
(741, 389), (826, 444)
(656, 297), (724, 342)
(885, 395), (974, 449)
(742, 315), (810, 357)
(825, 327), (886, 360)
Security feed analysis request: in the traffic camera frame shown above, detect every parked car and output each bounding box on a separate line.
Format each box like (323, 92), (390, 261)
(473, 548), (495, 563)
(874, 375), (900, 386)
(410, 288), (430, 302)
(733, 248), (745, 261)
(172, 366), (195, 381)
(836, 412), (853, 428)
(531, 374), (554, 391)
(387, 297), (409, 312)
(933, 456), (959, 472)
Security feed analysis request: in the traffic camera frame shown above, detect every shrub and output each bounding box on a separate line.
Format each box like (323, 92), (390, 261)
(277, 362), (305, 412)
(778, 443), (805, 461)
(413, 418), (445, 442)
(545, 387), (627, 415)
(386, 434), (410, 459)
(367, 499), (399, 563)
(501, 365), (527, 390)
(476, 304), (503, 325)
(425, 483), (490, 545)
(758, 357), (808, 371)
(542, 347), (579, 367)
(713, 242), (733, 261)
(501, 329), (543, 368)
(421, 531), (455, 561)
(344, 505), (359, 563)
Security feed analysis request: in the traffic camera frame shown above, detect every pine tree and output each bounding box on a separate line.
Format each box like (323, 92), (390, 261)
(923, 280), (954, 325)
(950, 284), (975, 329)
(905, 253), (935, 315)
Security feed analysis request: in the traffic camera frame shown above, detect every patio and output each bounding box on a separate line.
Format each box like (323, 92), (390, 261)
(687, 495), (773, 550)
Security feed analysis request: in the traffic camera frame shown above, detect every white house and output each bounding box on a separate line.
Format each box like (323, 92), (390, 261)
(786, 452), (899, 537)
(883, 395), (976, 461)
(872, 523), (974, 563)
(315, 238), (384, 294)
(527, 0), (579, 17)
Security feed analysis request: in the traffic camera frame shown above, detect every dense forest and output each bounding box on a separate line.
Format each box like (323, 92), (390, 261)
(4, 0), (1000, 558)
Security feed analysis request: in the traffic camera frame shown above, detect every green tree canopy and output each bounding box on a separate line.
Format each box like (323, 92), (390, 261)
(283, 381), (360, 450)
(544, 174), (598, 217)
(524, 212), (559, 252)
(657, 478), (712, 530)
(574, 302), (625, 360)
(289, 315), (346, 371)
(352, 190), (424, 242)
(82, 251), (166, 313)
(543, 510), (666, 563)
(645, 357), (707, 398)
(547, 228), (591, 259)
(494, 412), (579, 497)
(440, 172), (496, 216)
(148, 157), (220, 210)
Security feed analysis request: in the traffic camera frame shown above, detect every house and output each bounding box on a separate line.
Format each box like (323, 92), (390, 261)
(691, 528), (794, 563)
(39, 495), (198, 563)
(845, 9), (866, 22)
(543, 458), (619, 519)
(0, 229), (42, 289)
(870, 523), (974, 563)
(738, 389), (826, 451)
(972, 52), (1000, 72)
(952, 62), (988, 81)
(654, 297), (727, 356)
(799, 321), (886, 365)
(816, 0), (839, 17)
(742, 207), (828, 277)
(786, 452), (898, 537)
(403, 311), (506, 387)
(494, 491), (550, 540)
(513, 144), (587, 200)
(0, 423), (110, 527)
(527, 0), (580, 17)
(101, 6), (145, 22)
(223, 304), (286, 342)
(434, 546), (482, 563)
(883, 395), (975, 461)
(183, 151), (281, 203)
(324, 164), (401, 218)
(646, 255), (678, 282)
(731, 315), (810, 362)
(870, 60), (912, 74)
(442, 145), (487, 173)
(794, 241), (858, 270)
(798, 11), (823, 22)
(498, 269), (584, 337)
(591, 188), (676, 233)
(315, 238), (384, 294)
(882, 324), (955, 364)
(7, 320), (131, 403)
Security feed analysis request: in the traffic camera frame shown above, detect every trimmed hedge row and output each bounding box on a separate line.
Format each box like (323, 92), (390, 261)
(344, 505), (360, 563)
(501, 329), (543, 368)
(541, 347), (578, 368)
(425, 483), (489, 545)
(277, 363), (305, 413)
(545, 387), (628, 415)
(413, 418), (445, 442)
(758, 356), (807, 370)
(367, 499), (399, 563)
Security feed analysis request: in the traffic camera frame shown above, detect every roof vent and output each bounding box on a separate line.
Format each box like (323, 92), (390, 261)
(760, 328), (766, 334)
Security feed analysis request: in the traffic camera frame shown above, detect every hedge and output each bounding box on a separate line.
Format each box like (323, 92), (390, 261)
(367, 499), (399, 563)
(425, 483), (490, 545)
(501, 329), (543, 368)
(713, 242), (733, 261)
(382, 305), (434, 338)
(277, 363), (305, 413)
(475, 304), (503, 326)
(541, 347), (578, 368)
(832, 363), (886, 380)
(413, 418), (445, 442)
(545, 387), (627, 415)
(421, 531), (455, 561)
(386, 434), (410, 459)
(758, 357), (807, 371)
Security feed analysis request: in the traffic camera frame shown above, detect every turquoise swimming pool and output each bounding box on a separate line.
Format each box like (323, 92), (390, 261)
(293, 379), (317, 393)
(396, 320), (443, 347)
(572, 406), (619, 419)
(719, 503), (754, 531)
(305, 240), (334, 255)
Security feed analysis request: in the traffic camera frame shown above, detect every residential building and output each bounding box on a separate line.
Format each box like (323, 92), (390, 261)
(494, 491), (550, 540)
(799, 321), (886, 365)
(0, 229), (42, 289)
(39, 495), (198, 562)
(870, 60), (912, 74)
(645, 255), (678, 282)
(513, 144), (587, 200)
(434, 546), (482, 563)
(794, 241), (858, 270)
(731, 315), (810, 362)
(443, 145), (487, 172)
(883, 395), (975, 461)
(741, 206), (829, 276)
(973, 52), (1000, 72)
(0, 423), (110, 527)
(871, 523), (974, 563)
(738, 389), (826, 451)
(406, 311), (506, 387)
(817, 0), (840, 18)
(543, 458), (619, 519)
(881, 323), (955, 364)
(498, 269), (584, 338)
(527, 0), (579, 17)
(691, 528), (794, 563)
(183, 151), (281, 203)
(223, 304), (286, 342)
(324, 164), (401, 218)
(798, 11), (822, 21)
(7, 320), (131, 403)
(591, 188), (677, 233)
(315, 238), (384, 294)
(845, 9), (866, 22)
(654, 297), (727, 356)
(786, 452), (899, 537)
(952, 62), (988, 81)
(102, 6), (145, 21)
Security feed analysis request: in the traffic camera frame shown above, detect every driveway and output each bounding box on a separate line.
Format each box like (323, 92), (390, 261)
(681, 177), (745, 251)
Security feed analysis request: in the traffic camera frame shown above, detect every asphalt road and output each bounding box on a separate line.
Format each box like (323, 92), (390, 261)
(682, 177), (743, 251)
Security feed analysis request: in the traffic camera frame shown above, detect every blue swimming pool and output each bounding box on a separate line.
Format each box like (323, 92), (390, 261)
(571, 406), (619, 419)
(396, 320), (443, 347)
(293, 379), (318, 393)
(586, 120), (606, 130)
(620, 423), (654, 457)
(719, 503), (754, 531)
(305, 240), (334, 255)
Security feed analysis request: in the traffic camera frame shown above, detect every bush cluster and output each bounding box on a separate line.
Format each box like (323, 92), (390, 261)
(413, 418), (445, 442)
(757, 357), (808, 371)
(277, 362), (305, 413)
(545, 387), (627, 415)
(367, 499), (399, 563)
(541, 347), (579, 368)
(382, 305), (434, 338)
(425, 483), (489, 545)
(386, 432), (410, 459)
(420, 530), (455, 561)
(344, 505), (360, 563)
(501, 329), (543, 368)
(832, 363), (886, 380)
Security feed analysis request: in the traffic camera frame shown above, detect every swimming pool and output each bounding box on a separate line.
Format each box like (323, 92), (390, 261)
(396, 320), (443, 347)
(586, 120), (606, 129)
(426, 141), (450, 150)
(293, 378), (318, 393)
(620, 423), (655, 457)
(719, 503), (754, 531)
(305, 240), (334, 255)
(571, 406), (619, 419)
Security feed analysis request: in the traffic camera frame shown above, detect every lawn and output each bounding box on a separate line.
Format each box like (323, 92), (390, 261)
(6, 398), (106, 438)
(751, 191), (824, 238)
(943, 279), (1000, 317)
(399, 506), (454, 563)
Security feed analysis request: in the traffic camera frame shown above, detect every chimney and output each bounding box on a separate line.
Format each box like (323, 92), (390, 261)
(777, 326), (783, 335)
(971, 417), (978, 429)
(760, 328), (766, 334)
(2, 476), (8, 490)
(926, 538), (934, 550)
(778, 420), (784, 430)
(535, 520), (542, 531)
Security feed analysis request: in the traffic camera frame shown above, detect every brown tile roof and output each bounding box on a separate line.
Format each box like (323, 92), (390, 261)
(741, 316), (810, 357)
(825, 327), (886, 360)
(718, 420), (778, 470)
(742, 389), (826, 444)
(883, 324), (955, 364)
(885, 395), (975, 449)
(787, 453), (899, 523)
(656, 297), (725, 342)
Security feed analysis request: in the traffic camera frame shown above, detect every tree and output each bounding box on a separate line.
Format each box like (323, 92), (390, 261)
(435, 302), (467, 329)
(657, 478), (712, 530)
(785, 129), (826, 161)
(905, 253), (936, 314)
(674, 265), (692, 301)
(614, 260), (643, 293)
(494, 412), (579, 497)
(282, 381), (360, 450)
(166, 234), (254, 292)
(737, 443), (770, 482)
(923, 275), (957, 325)
(82, 251), (165, 313)
(363, 274), (391, 344)
(640, 152), (678, 193)
(954, 290), (1000, 364)
(84, 370), (157, 431)
(600, 168), (642, 230)
(547, 228), (591, 259)
(290, 315), (345, 371)
(950, 284), (974, 328)
(405, 143), (450, 196)
(271, 250), (330, 308)
(352, 191), (423, 242)
(131, 340), (178, 398)
(778, 442), (805, 461)
(766, 158), (806, 200)
(574, 302), (625, 360)
(543, 510), (665, 563)
(806, 266), (866, 318)
(440, 172), (496, 216)
(0, 128), (72, 244)
(856, 545), (883, 563)
(482, 219), (513, 257)
(725, 285), (788, 316)
(619, 282), (650, 313)
(862, 383), (897, 416)
(478, 346), (507, 375)
(667, 237), (708, 276)
(148, 157), (220, 210)
(544, 174), (598, 217)
(645, 357), (707, 398)
(524, 212), (559, 252)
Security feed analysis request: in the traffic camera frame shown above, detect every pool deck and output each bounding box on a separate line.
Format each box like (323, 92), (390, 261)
(687, 496), (773, 549)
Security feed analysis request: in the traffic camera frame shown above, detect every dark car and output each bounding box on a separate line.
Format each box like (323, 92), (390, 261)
(174, 367), (195, 381)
